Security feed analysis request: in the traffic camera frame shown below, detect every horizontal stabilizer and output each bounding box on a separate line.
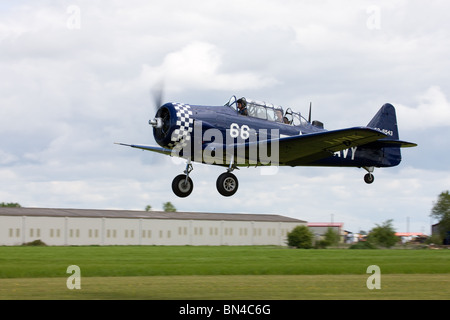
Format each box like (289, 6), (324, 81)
(366, 139), (417, 148)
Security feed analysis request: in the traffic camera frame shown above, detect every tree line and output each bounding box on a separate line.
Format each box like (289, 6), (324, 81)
(288, 189), (450, 248)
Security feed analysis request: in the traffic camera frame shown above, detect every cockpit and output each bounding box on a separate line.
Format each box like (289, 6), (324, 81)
(224, 96), (309, 127)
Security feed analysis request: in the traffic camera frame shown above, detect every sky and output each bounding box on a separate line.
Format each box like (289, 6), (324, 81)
(1, 0), (450, 234)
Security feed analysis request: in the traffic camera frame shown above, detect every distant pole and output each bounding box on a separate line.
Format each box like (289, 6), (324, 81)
(407, 216), (410, 234)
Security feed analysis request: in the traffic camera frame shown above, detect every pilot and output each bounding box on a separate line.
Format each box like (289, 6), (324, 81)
(237, 98), (248, 116)
(275, 110), (283, 122)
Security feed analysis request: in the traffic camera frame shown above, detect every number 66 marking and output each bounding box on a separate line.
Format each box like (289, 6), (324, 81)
(230, 123), (250, 140)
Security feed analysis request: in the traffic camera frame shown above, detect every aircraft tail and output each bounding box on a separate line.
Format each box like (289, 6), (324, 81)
(366, 103), (416, 167)
(367, 103), (399, 140)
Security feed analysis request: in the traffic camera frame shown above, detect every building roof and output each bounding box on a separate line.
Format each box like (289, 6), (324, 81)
(307, 222), (344, 227)
(395, 232), (426, 237)
(0, 207), (305, 223)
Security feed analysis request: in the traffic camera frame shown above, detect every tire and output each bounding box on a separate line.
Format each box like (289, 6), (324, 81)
(364, 173), (375, 184)
(172, 174), (194, 197)
(216, 172), (239, 197)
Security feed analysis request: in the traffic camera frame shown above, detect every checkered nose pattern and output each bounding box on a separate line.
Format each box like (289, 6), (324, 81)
(168, 103), (194, 148)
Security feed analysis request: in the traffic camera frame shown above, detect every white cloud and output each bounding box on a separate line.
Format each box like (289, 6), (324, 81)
(139, 42), (279, 92)
(395, 86), (450, 130)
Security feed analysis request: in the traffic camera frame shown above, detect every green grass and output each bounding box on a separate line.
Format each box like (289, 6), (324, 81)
(0, 246), (449, 299)
(0, 246), (448, 278)
(1, 274), (449, 300)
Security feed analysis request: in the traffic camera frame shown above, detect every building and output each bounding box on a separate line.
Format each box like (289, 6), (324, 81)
(395, 232), (427, 243)
(307, 222), (345, 243)
(432, 222), (450, 245)
(0, 207), (306, 246)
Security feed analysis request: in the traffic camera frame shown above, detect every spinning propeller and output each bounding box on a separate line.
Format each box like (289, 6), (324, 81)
(148, 81), (172, 140)
(148, 81), (164, 129)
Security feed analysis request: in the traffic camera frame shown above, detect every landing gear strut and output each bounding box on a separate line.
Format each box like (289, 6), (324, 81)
(172, 161), (194, 197)
(363, 166), (375, 184)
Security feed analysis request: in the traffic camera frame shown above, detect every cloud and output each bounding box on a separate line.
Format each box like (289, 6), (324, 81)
(395, 86), (450, 130)
(139, 42), (279, 92)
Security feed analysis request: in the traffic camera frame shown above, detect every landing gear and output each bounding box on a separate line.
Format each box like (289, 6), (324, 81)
(216, 172), (239, 197)
(171, 157), (240, 198)
(216, 154), (239, 197)
(364, 173), (375, 184)
(363, 166), (375, 184)
(172, 161), (194, 197)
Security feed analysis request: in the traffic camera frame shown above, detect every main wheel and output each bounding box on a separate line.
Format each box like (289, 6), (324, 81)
(216, 172), (239, 197)
(364, 173), (375, 184)
(172, 174), (194, 197)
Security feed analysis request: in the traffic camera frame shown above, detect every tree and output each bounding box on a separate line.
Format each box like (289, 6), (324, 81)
(163, 202), (177, 212)
(324, 227), (340, 246)
(287, 225), (313, 249)
(367, 219), (397, 248)
(145, 205), (152, 212)
(430, 191), (450, 239)
(0, 202), (21, 208)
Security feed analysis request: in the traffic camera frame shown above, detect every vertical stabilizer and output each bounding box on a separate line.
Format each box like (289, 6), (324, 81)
(367, 103), (399, 140)
(367, 103), (401, 166)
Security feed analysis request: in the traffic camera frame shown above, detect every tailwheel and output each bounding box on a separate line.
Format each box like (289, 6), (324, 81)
(364, 173), (375, 184)
(216, 172), (239, 197)
(363, 166), (375, 184)
(172, 174), (194, 197)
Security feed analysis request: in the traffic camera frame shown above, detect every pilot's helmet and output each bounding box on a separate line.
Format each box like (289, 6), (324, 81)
(237, 97), (247, 107)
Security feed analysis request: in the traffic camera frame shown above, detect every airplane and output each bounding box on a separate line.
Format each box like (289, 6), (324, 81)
(116, 95), (417, 197)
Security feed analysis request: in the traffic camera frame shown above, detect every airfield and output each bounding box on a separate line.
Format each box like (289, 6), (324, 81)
(1, 245), (449, 300)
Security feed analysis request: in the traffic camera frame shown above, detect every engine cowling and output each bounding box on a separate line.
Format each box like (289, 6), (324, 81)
(152, 103), (194, 149)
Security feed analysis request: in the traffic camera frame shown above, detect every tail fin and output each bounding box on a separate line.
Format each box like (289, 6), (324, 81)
(367, 103), (399, 140)
(366, 103), (410, 167)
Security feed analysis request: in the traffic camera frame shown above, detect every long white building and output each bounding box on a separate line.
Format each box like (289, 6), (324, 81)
(0, 207), (306, 246)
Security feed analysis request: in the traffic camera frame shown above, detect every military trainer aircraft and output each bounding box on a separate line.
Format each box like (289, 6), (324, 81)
(116, 95), (417, 197)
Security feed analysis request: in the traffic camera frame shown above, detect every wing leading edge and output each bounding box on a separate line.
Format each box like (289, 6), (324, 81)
(114, 142), (173, 156)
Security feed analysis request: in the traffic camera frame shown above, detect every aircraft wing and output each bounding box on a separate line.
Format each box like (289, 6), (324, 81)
(233, 127), (388, 166)
(114, 142), (173, 156)
(116, 127), (388, 166)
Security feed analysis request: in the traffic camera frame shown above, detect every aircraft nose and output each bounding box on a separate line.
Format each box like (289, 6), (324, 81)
(149, 117), (162, 128)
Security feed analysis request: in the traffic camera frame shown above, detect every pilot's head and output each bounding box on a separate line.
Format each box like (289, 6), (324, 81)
(237, 98), (246, 109)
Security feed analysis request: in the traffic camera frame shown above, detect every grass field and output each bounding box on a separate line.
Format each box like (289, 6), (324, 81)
(0, 246), (449, 300)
